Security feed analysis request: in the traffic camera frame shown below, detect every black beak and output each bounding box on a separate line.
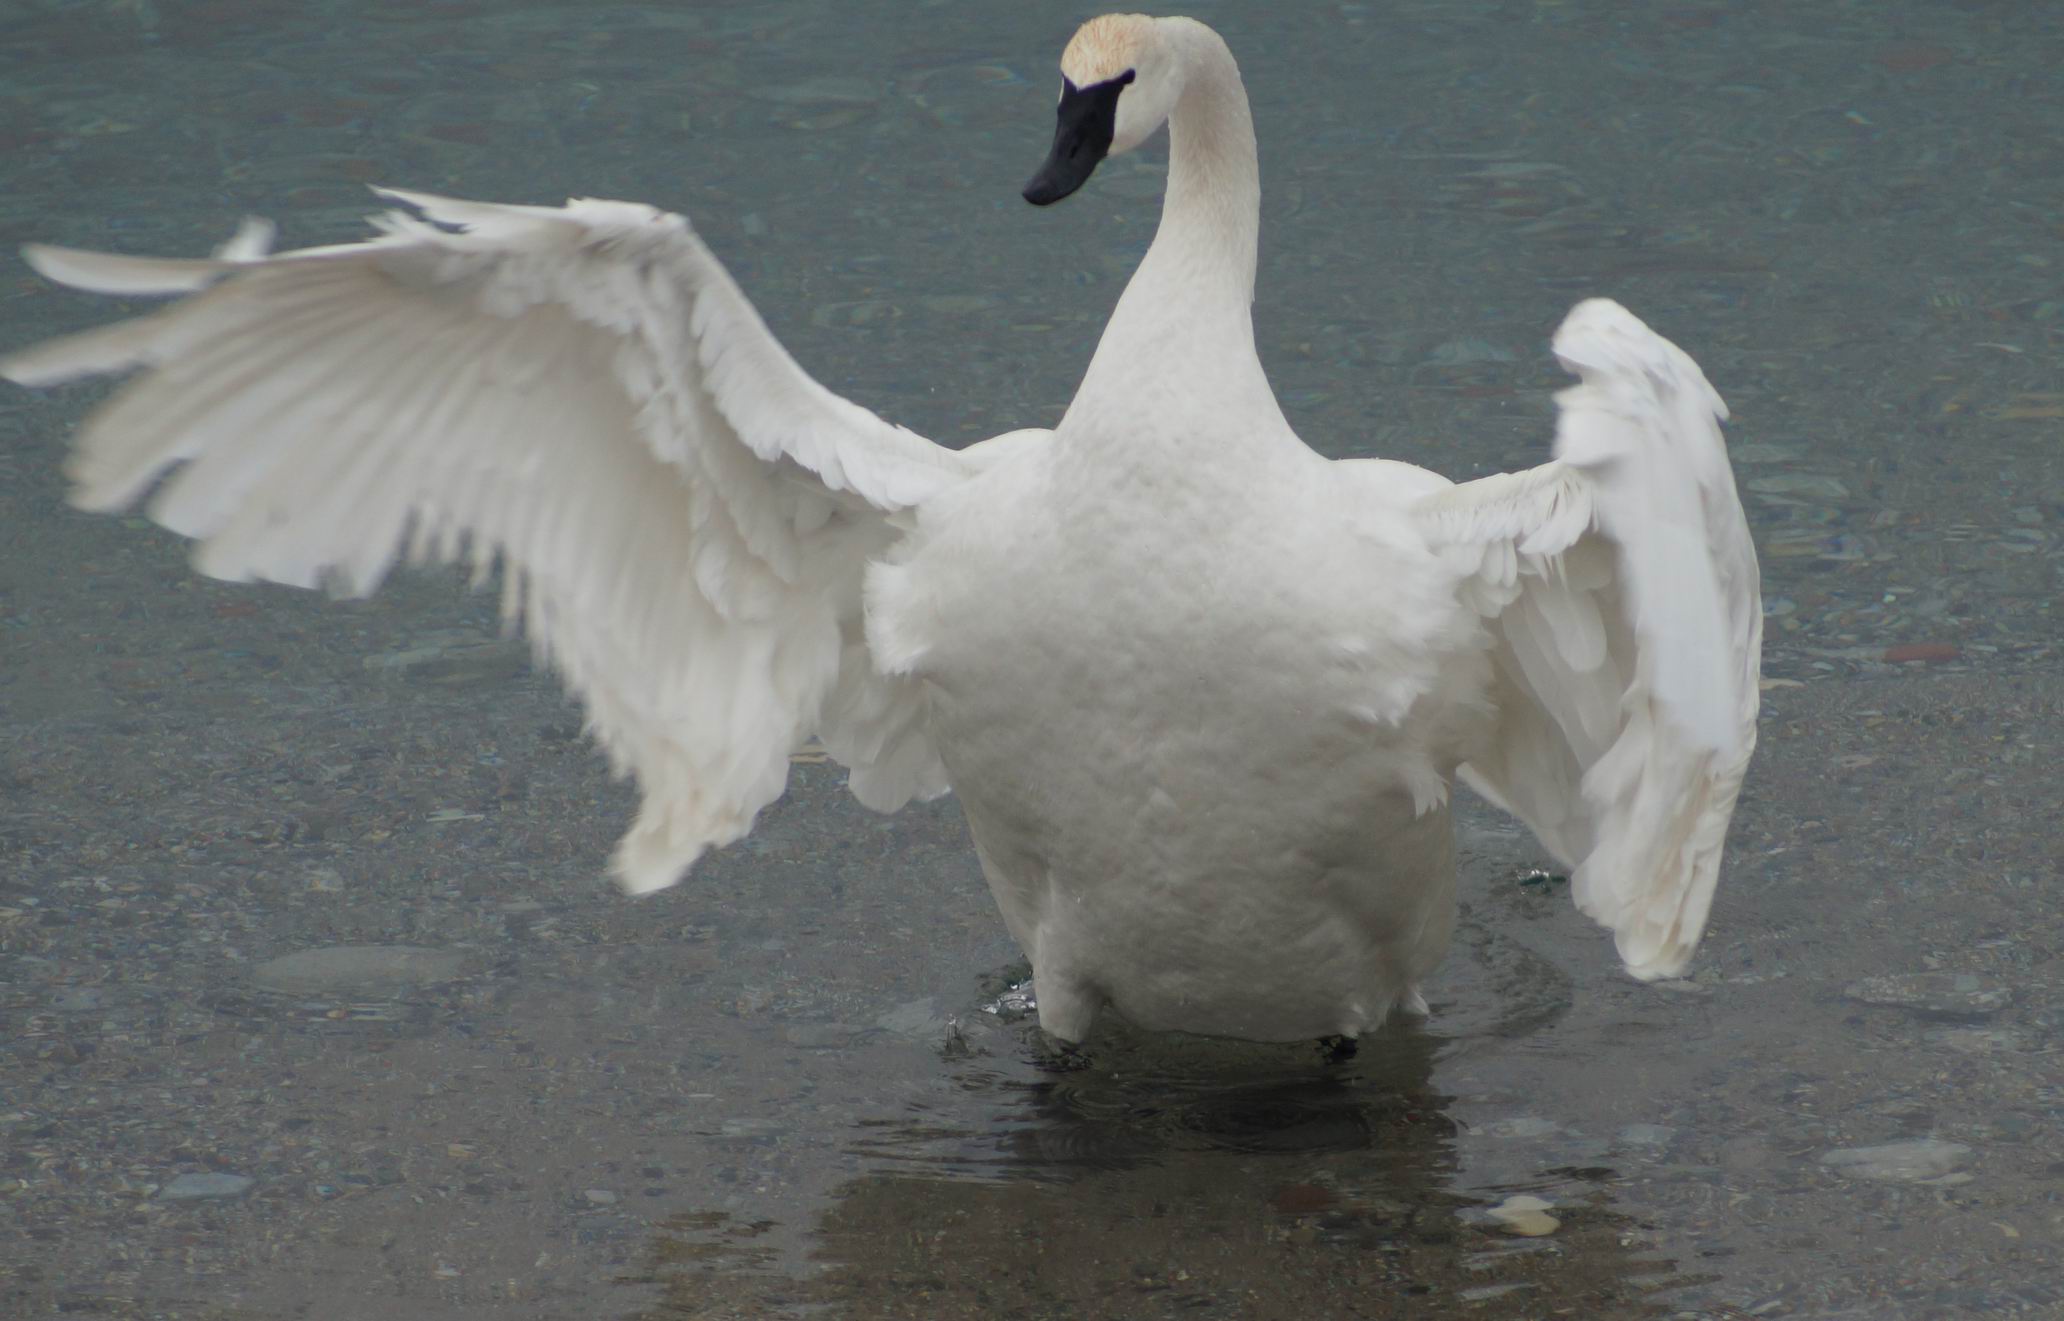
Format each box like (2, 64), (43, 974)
(1022, 70), (1134, 206)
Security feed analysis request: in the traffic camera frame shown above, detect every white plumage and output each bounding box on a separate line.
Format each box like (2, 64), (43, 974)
(2, 14), (1758, 1043)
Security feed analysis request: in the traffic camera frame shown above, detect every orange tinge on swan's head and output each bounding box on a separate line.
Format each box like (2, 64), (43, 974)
(1061, 13), (1154, 87)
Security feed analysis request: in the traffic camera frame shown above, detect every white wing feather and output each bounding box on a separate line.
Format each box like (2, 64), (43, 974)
(1416, 299), (1762, 980)
(1, 191), (975, 894)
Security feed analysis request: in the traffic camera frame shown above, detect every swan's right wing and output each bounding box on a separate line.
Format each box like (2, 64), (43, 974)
(2, 192), (977, 894)
(1414, 300), (1762, 980)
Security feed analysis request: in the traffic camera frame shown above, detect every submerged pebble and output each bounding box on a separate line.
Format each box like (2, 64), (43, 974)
(51, 988), (109, 1012)
(160, 1172), (254, 1200)
(1925, 1026), (2030, 1055)
(1881, 642), (1959, 664)
(252, 945), (466, 996)
(363, 629), (526, 687)
(749, 75), (879, 107)
(874, 997), (949, 1039)
(1423, 336), (1516, 366)
(1748, 473), (1851, 499)
(1485, 1194), (1560, 1236)
(1616, 1123), (1677, 1150)
(1821, 1139), (1972, 1185)
(1844, 972), (2011, 1018)
(781, 1023), (862, 1050)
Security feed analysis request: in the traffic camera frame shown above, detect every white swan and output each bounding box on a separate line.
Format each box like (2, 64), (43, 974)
(2, 14), (1759, 1044)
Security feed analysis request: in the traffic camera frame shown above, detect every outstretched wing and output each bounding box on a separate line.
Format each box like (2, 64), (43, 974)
(1415, 298), (1762, 979)
(2, 190), (977, 894)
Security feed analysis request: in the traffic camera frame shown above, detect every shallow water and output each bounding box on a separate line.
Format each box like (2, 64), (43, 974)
(2, 1), (2059, 1317)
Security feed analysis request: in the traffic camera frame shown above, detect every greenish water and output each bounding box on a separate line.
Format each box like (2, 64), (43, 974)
(1, 2), (2058, 1317)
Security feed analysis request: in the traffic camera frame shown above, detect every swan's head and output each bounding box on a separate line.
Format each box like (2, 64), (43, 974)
(1023, 14), (1182, 206)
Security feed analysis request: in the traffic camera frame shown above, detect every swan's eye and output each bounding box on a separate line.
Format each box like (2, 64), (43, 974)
(1061, 71), (1131, 152)
(1053, 67), (1135, 105)
(1055, 69), (1135, 147)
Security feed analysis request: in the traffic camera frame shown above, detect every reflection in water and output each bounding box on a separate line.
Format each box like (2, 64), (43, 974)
(866, 1018), (1456, 1173)
(637, 1006), (1697, 1317)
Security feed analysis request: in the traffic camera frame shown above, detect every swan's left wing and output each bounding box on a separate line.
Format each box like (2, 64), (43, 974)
(2, 192), (974, 895)
(1414, 299), (1761, 980)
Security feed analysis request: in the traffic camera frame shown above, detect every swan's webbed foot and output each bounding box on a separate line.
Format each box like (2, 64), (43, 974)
(1317, 1034), (1359, 1064)
(981, 976), (1039, 1023)
(1035, 1037), (1094, 1072)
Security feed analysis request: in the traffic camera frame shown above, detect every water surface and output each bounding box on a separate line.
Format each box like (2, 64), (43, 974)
(2, 1), (2059, 1317)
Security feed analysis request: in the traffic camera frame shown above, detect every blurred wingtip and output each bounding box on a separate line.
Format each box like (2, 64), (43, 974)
(19, 240), (227, 298)
(213, 217), (276, 263)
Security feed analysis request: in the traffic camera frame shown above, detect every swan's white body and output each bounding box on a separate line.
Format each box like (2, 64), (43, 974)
(2, 15), (1760, 1043)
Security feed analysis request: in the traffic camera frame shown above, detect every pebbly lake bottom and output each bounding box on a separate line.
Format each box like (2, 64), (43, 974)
(3, 590), (2056, 1317)
(4, 0), (2061, 1315)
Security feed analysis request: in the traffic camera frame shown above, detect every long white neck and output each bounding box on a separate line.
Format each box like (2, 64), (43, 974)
(1064, 21), (1283, 439)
